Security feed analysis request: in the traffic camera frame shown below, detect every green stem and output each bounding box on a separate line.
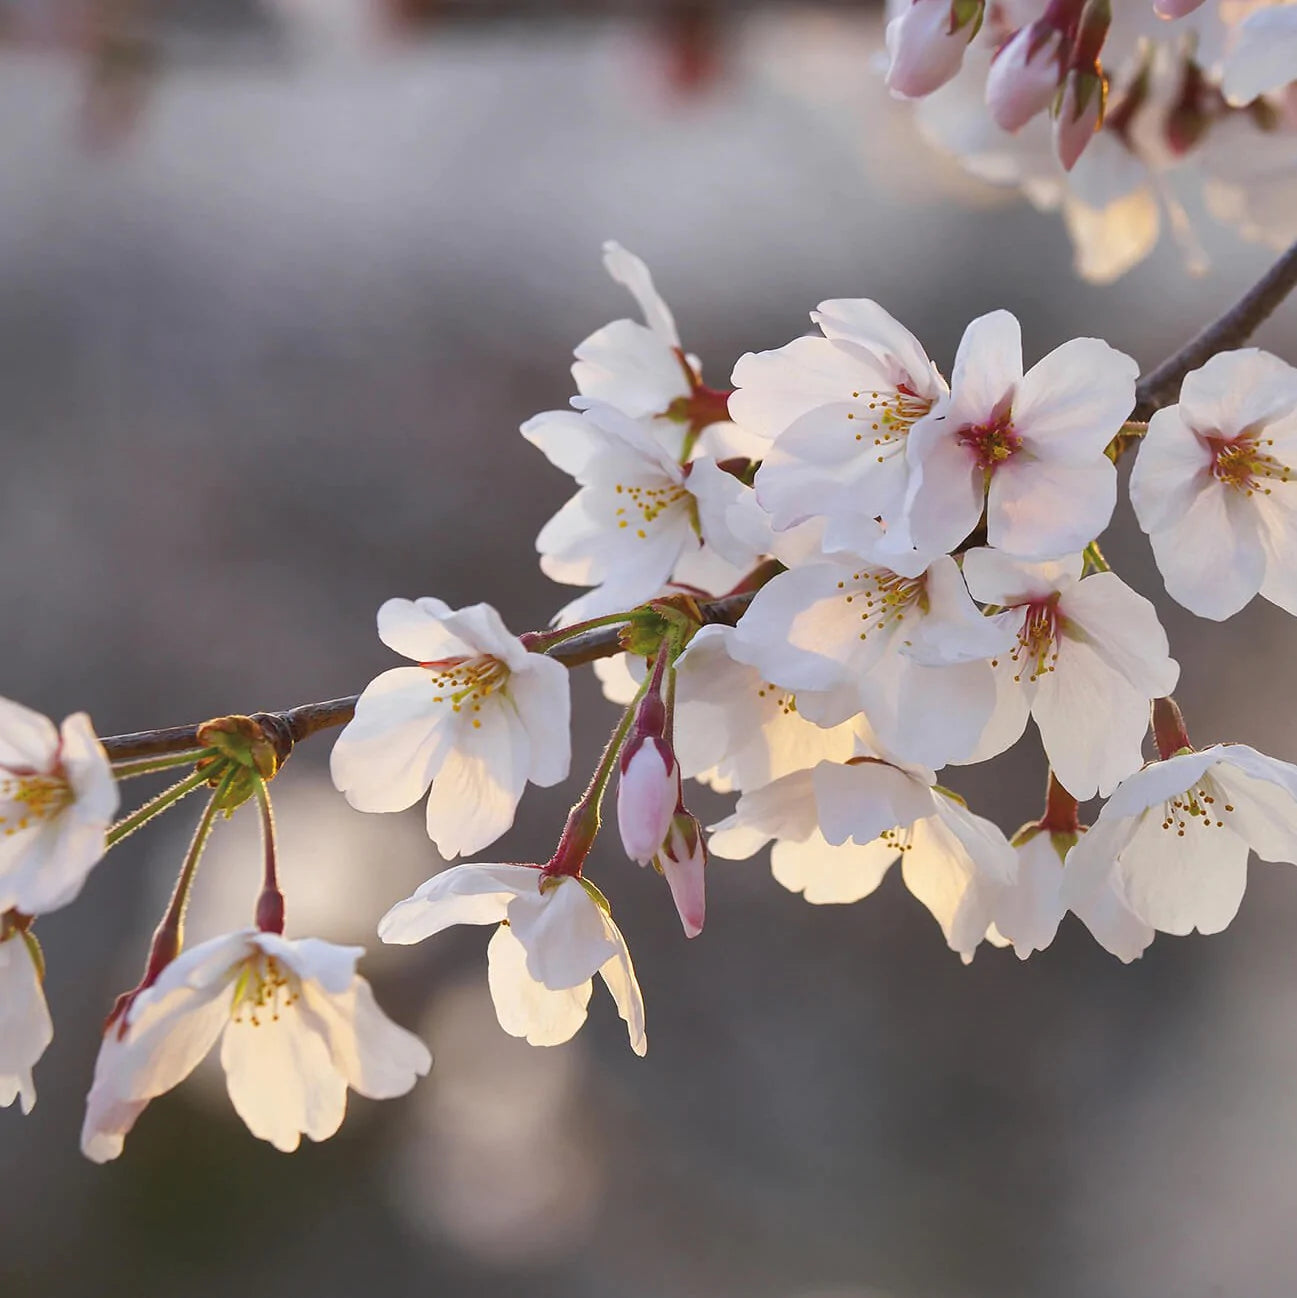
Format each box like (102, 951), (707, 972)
(523, 610), (633, 654)
(105, 766), (219, 850)
(111, 749), (217, 781)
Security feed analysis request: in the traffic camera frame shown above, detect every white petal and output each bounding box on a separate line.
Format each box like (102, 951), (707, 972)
(993, 833), (1066, 958)
(572, 319), (688, 419)
(507, 878), (618, 991)
(508, 654), (572, 789)
(812, 758), (934, 847)
(1178, 348), (1297, 436)
(486, 924), (592, 1047)
(375, 596), (463, 662)
(0, 935), (52, 1114)
(1013, 337), (1137, 459)
(959, 547), (1081, 605)
(1222, 5), (1297, 105)
(811, 298), (942, 397)
(0, 697), (59, 770)
(706, 769), (823, 858)
(987, 454), (1117, 559)
(377, 863), (539, 945)
(771, 830), (899, 904)
(949, 310), (1022, 424)
(1128, 405), (1214, 535)
(1061, 572), (1180, 699)
(601, 241), (680, 346)
(595, 918), (647, 1057)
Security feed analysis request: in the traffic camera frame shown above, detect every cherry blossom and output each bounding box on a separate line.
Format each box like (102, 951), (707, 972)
(656, 811), (708, 939)
(902, 311), (1137, 560)
(523, 400), (769, 624)
(379, 864), (646, 1055)
(81, 929), (431, 1161)
(709, 755), (1017, 960)
(885, 0), (983, 99)
(618, 737), (679, 865)
(729, 553), (1012, 769)
(960, 548), (1179, 799)
(0, 924), (53, 1114)
(330, 598), (571, 858)
(0, 699), (118, 917)
(985, 12), (1070, 133)
(1129, 349), (1297, 620)
(731, 298), (946, 557)
(1062, 744), (1297, 937)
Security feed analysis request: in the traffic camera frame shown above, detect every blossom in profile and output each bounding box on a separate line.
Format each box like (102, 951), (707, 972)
(885, 0), (983, 99)
(903, 310), (1136, 561)
(0, 924), (53, 1114)
(0, 698), (118, 917)
(330, 598), (571, 859)
(379, 864), (646, 1055)
(959, 548), (1179, 799)
(1062, 743), (1297, 938)
(1130, 349), (1297, 620)
(81, 929), (430, 1161)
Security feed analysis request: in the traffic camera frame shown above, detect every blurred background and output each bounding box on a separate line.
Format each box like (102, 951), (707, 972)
(1, 2), (1296, 1296)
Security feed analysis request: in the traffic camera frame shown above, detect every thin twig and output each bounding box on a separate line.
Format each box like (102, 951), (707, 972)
(1132, 237), (1297, 419)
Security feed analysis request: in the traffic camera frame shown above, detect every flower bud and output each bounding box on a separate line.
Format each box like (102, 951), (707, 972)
(1052, 0), (1110, 170)
(885, 0), (983, 100)
(657, 812), (707, 939)
(617, 737), (679, 865)
(987, 23), (1068, 131)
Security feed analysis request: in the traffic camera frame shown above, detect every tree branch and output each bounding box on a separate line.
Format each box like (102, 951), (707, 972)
(1132, 236), (1297, 419)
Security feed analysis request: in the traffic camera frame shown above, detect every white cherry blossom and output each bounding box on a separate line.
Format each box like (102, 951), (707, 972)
(81, 929), (430, 1161)
(709, 756), (1017, 960)
(1061, 744), (1297, 937)
(1129, 349), (1297, 620)
(960, 548), (1179, 799)
(903, 310), (1137, 560)
(379, 864), (646, 1055)
(330, 598), (571, 859)
(523, 400), (769, 624)
(0, 699), (118, 917)
(730, 553), (1013, 769)
(732, 298), (946, 556)
(673, 625), (859, 793)
(0, 926), (53, 1114)
(885, 0), (981, 98)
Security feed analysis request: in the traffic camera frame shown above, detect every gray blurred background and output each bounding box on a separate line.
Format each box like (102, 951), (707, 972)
(2, 3), (1296, 1296)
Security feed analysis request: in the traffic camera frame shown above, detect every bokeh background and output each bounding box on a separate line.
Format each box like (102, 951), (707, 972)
(2, 3), (1296, 1296)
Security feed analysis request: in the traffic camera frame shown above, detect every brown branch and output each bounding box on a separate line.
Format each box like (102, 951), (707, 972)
(1132, 237), (1297, 419)
(99, 592), (757, 762)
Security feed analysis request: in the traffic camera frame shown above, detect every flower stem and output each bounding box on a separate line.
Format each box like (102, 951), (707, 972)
(522, 610), (633, 654)
(252, 774), (285, 935)
(111, 749), (217, 781)
(1152, 696), (1193, 761)
(105, 766), (220, 850)
(1040, 770), (1080, 834)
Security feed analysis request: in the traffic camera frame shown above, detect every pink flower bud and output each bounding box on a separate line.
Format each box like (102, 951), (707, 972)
(986, 24), (1067, 131)
(1053, 69), (1105, 170)
(1153, 0), (1206, 17)
(658, 813), (707, 939)
(885, 0), (982, 99)
(617, 738), (679, 865)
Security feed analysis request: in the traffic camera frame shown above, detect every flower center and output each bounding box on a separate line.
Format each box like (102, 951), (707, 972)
(846, 382), (934, 462)
(613, 481), (689, 538)
(1158, 776), (1234, 836)
(998, 594), (1063, 684)
(0, 768), (72, 835)
(1206, 432), (1292, 496)
(956, 398), (1021, 473)
(836, 568), (927, 643)
(229, 954), (300, 1026)
(421, 655), (510, 729)
(754, 682), (798, 716)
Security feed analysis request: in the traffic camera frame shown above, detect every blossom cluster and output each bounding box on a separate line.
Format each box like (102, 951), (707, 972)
(881, 0), (1297, 280)
(3, 240), (1297, 1164)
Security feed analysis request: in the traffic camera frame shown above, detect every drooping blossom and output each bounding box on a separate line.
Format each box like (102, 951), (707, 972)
(709, 754), (1017, 960)
(618, 738), (679, 865)
(0, 698), (118, 917)
(524, 400), (769, 624)
(731, 297), (946, 557)
(1062, 743), (1297, 937)
(885, 0), (984, 99)
(1129, 349), (1297, 621)
(959, 548), (1179, 799)
(656, 811), (708, 939)
(379, 864), (646, 1055)
(986, 9), (1071, 132)
(0, 923), (53, 1114)
(81, 929), (431, 1161)
(730, 553), (1012, 770)
(902, 311), (1137, 561)
(330, 598), (571, 858)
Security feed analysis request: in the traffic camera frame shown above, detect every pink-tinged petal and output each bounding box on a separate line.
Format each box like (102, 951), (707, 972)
(1061, 572), (1180, 699)
(617, 741), (679, 865)
(949, 310), (1023, 425)
(885, 0), (977, 98)
(329, 667), (461, 814)
(811, 299), (943, 398)
(0, 697), (59, 770)
(1033, 637), (1151, 800)
(377, 863), (538, 945)
(993, 832), (1066, 958)
(660, 845), (706, 938)
(1053, 74), (1102, 171)
(1013, 337), (1138, 460)
(1129, 406), (1215, 535)
(1146, 478), (1267, 619)
(602, 241), (680, 346)
(507, 878), (618, 991)
(959, 547), (1082, 606)
(423, 703), (531, 859)
(508, 655), (572, 790)
(1178, 349), (1297, 435)
(596, 920), (648, 1057)
(812, 759), (934, 847)
(221, 1010), (348, 1152)
(987, 454), (1117, 559)
(986, 24), (1064, 132)
(486, 924), (592, 1047)
(903, 418), (985, 556)
(772, 831), (900, 904)
(1222, 6), (1297, 106)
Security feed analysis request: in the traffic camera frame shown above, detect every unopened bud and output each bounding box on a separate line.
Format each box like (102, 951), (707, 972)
(1053, 68), (1106, 170)
(885, 0), (983, 100)
(195, 715), (279, 780)
(657, 812), (707, 939)
(617, 737), (679, 865)
(987, 23), (1068, 131)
